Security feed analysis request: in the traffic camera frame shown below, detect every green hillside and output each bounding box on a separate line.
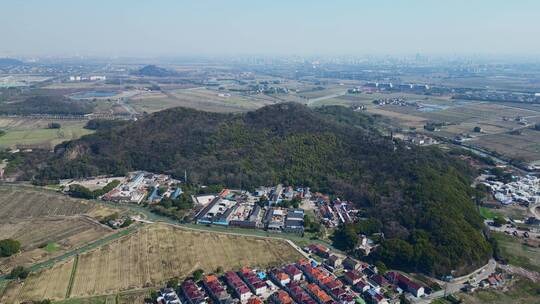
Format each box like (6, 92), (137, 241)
(17, 103), (491, 276)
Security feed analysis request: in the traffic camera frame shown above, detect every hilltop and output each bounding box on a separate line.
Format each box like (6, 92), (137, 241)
(18, 103), (491, 276)
(131, 64), (178, 77)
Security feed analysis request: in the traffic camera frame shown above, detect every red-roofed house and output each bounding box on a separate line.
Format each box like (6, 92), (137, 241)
(386, 272), (424, 298)
(343, 270), (362, 285)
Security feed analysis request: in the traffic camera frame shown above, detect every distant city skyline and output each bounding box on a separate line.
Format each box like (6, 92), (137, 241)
(1, 0), (540, 57)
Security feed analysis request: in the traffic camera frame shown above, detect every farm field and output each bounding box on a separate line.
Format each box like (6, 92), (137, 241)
(0, 217), (112, 275)
(470, 129), (540, 163)
(128, 87), (275, 113)
(1, 224), (303, 303)
(69, 224), (302, 297)
(315, 93), (540, 163)
(1, 259), (75, 302)
(0, 186), (99, 219)
(0, 186), (118, 274)
(0, 117), (93, 149)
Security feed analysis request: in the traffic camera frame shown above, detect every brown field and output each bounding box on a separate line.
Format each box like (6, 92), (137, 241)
(0, 187), (97, 220)
(70, 224), (303, 297)
(128, 88), (275, 113)
(1, 224), (303, 303)
(0, 217), (111, 275)
(471, 129), (540, 162)
(328, 96), (540, 162)
(0, 186), (118, 274)
(1, 259), (74, 303)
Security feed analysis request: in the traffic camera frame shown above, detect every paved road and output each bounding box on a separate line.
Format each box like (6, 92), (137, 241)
(307, 91), (347, 106)
(411, 259), (497, 304)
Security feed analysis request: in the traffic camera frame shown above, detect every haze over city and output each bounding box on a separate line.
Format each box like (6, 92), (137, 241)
(2, 0), (540, 57)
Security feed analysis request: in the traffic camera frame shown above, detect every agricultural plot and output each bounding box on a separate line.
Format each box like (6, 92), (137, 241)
(0, 186), (118, 274)
(471, 129), (540, 163)
(128, 88), (274, 113)
(1, 223), (303, 302)
(0, 117), (93, 149)
(0, 217), (111, 275)
(0, 259), (75, 303)
(69, 224), (303, 297)
(0, 187), (97, 219)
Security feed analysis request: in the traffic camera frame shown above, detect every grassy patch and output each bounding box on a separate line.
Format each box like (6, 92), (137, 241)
(479, 207), (497, 219)
(493, 232), (540, 273)
(458, 276), (540, 304)
(43, 242), (60, 253)
(0, 119), (93, 149)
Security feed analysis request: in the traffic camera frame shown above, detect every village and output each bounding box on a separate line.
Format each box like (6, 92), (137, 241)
(150, 242), (506, 304)
(57, 171), (515, 304)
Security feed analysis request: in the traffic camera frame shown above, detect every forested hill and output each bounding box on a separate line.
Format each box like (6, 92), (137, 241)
(27, 103), (491, 275)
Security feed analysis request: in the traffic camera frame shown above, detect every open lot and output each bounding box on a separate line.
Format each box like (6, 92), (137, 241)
(0, 223), (303, 303)
(0, 117), (93, 149)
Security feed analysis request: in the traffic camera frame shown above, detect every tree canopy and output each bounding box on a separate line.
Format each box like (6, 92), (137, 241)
(14, 103), (491, 275)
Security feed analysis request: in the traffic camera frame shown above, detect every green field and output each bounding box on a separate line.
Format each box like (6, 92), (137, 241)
(479, 207), (497, 219)
(458, 276), (540, 304)
(0, 118), (93, 149)
(494, 232), (540, 273)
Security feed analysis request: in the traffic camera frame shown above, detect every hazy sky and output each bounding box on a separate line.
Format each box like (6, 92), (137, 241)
(1, 0), (539, 57)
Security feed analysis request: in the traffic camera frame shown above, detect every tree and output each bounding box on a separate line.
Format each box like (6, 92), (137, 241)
(48, 122), (61, 129)
(473, 126), (482, 133)
(149, 290), (159, 303)
(374, 261), (388, 274)
(193, 269), (204, 281)
(216, 266), (224, 274)
(333, 224), (358, 251)
(8, 265), (29, 279)
(0, 239), (21, 257)
(493, 216), (506, 227)
(167, 277), (179, 288)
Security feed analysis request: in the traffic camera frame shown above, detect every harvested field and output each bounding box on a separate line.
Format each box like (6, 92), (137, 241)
(0, 186), (118, 274)
(1, 224), (303, 302)
(0, 217), (111, 275)
(128, 88), (274, 113)
(471, 129), (540, 162)
(1, 259), (74, 303)
(0, 187), (97, 219)
(69, 224), (303, 297)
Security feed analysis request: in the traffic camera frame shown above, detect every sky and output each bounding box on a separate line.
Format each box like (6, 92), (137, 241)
(1, 0), (540, 57)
